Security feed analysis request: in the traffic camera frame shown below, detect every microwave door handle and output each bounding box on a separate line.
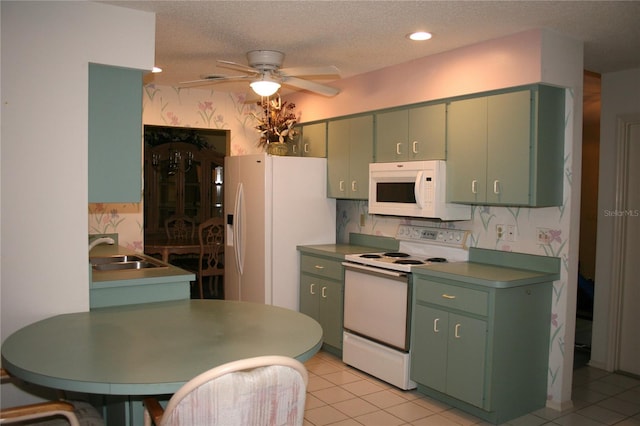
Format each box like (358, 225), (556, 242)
(415, 171), (424, 208)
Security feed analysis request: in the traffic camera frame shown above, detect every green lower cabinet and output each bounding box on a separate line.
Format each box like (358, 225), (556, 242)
(299, 252), (344, 355)
(300, 275), (343, 351)
(411, 274), (552, 424)
(412, 305), (487, 409)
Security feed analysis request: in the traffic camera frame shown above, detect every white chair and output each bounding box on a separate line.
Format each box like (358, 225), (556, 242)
(143, 355), (308, 426)
(0, 368), (103, 425)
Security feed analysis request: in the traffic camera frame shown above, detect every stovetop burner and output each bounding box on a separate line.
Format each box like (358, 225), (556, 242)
(360, 254), (383, 259)
(384, 252), (410, 258)
(394, 259), (425, 265)
(426, 257), (448, 263)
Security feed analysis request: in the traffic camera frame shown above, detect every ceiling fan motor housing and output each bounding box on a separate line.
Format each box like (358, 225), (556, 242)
(247, 50), (285, 70)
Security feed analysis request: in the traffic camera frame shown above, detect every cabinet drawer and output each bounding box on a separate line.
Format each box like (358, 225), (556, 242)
(300, 255), (343, 280)
(415, 280), (488, 317)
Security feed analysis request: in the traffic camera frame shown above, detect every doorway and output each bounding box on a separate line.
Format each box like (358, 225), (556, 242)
(575, 71), (600, 368)
(143, 125), (229, 299)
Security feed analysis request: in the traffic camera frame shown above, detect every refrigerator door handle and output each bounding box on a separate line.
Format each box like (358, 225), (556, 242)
(234, 183), (245, 275)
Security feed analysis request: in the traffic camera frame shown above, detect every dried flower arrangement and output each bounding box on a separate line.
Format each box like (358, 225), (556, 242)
(252, 95), (298, 147)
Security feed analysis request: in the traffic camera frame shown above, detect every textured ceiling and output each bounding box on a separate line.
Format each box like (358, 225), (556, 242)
(104, 1), (640, 93)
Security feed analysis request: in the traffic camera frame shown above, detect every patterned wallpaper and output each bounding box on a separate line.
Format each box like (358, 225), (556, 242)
(88, 84), (574, 405)
(88, 85), (261, 251)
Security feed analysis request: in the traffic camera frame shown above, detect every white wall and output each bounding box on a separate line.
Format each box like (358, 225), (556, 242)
(1, 1), (155, 405)
(591, 67), (640, 369)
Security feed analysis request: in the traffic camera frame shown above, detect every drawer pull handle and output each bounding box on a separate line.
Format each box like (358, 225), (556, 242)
(433, 318), (440, 333)
(322, 287), (327, 298)
(314, 265), (325, 270)
(412, 141), (418, 154)
(441, 294), (456, 299)
(339, 180), (345, 192)
(396, 143), (402, 155)
(351, 180), (357, 192)
(471, 180), (478, 194)
(310, 283), (316, 295)
(454, 323), (461, 338)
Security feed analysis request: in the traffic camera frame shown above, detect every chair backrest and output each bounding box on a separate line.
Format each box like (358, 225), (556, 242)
(164, 215), (195, 241)
(159, 355), (308, 426)
(198, 217), (224, 277)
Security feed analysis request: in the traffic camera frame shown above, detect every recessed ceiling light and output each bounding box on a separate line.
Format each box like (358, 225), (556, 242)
(407, 31), (433, 41)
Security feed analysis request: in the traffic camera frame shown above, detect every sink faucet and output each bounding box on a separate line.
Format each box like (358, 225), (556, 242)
(89, 237), (115, 252)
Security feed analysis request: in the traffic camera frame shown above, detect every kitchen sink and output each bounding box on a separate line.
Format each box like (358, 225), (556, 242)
(90, 255), (167, 271)
(90, 255), (145, 265)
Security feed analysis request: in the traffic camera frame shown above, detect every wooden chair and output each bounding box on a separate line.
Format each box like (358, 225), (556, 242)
(0, 368), (103, 425)
(197, 217), (224, 299)
(143, 355), (308, 426)
(164, 215), (195, 241)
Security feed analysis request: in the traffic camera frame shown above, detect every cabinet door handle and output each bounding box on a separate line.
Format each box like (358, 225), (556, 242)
(291, 145), (298, 154)
(493, 180), (500, 194)
(321, 287), (327, 298)
(441, 294), (456, 299)
(454, 323), (461, 339)
(339, 180), (345, 192)
(396, 143), (402, 155)
(304, 143), (310, 153)
(412, 141), (418, 154)
(471, 180), (478, 194)
(310, 283), (316, 295)
(433, 318), (440, 333)
(351, 180), (357, 192)
(314, 265), (325, 270)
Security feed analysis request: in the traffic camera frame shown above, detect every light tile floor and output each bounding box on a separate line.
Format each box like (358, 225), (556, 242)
(303, 351), (640, 426)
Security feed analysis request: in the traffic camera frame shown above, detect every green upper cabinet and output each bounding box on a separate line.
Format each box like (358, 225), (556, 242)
(327, 115), (373, 199)
(88, 63), (144, 203)
(446, 85), (565, 206)
(375, 103), (446, 162)
(292, 122), (327, 157)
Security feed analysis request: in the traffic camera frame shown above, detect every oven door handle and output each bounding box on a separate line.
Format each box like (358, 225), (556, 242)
(342, 262), (408, 279)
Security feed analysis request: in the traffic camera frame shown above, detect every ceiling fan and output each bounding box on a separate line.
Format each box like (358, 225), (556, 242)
(180, 50), (341, 97)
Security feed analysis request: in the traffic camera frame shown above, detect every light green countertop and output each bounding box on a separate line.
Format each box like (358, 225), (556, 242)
(413, 247), (560, 288)
(90, 244), (195, 284)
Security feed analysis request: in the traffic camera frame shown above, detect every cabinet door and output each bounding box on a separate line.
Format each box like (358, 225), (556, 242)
(89, 63), (143, 203)
(486, 90), (531, 204)
(446, 97), (488, 203)
(412, 304), (448, 392)
(408, 104), (446, 160)
(299, 122), (327, 157)
(299, 274), (319, 319)
(348, 115), (374, 199)
(446, 313), (487, 408)
(375, 109), (408, 162)
(319, 279), (343, 349)
(327, 119), (350, 198)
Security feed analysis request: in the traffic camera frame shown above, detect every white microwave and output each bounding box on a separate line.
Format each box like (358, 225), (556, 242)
(368, 161), (471, 220)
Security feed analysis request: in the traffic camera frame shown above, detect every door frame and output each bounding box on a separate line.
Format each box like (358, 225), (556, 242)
(605, 113), (640, 371)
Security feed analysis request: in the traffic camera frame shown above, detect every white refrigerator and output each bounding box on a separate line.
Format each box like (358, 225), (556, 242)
(224, 153), (336, 311)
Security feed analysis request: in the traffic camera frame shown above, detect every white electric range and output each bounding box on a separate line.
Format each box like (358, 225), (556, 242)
(342, 225), (469, 389)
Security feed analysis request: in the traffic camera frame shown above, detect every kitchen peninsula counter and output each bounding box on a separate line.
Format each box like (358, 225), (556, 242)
(89, 244), (194, 308)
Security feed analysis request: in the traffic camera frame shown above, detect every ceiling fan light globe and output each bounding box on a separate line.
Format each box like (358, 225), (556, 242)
(250, 80), (281, 97)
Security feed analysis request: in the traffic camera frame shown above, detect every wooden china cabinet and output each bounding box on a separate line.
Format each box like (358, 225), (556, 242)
(143, 126), (226, 240)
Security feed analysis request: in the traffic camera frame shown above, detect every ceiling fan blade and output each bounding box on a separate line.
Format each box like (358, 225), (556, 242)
(179, 75), (250, 87)
(279, 65), (340, 78)
(282, 76), (340, 97)
(217, 60), (258, 74)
